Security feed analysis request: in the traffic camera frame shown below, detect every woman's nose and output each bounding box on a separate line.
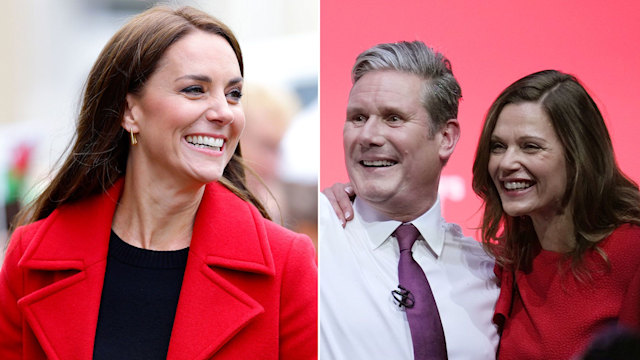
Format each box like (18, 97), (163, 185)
(498, 148), (521, 171)
(205, 94), (234, 125)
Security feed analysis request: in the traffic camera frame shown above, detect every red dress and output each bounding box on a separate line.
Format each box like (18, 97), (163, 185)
(495, 224), (640, 360)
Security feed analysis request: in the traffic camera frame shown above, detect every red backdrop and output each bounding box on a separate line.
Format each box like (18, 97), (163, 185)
(320, 0), (640, 237)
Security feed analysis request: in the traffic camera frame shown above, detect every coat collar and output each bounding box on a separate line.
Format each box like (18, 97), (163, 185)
(189, 180), (275, 276)
(17, 178), (276, 359)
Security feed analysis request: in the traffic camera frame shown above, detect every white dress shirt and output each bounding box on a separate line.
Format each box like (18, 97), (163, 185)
(319, 194), (499, 359)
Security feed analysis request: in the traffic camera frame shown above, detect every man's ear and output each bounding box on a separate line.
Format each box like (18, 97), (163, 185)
(121, 93), (140, 133)
(438, 119), (460, 163)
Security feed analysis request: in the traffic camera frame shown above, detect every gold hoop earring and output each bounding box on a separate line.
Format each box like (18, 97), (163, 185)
(129, 130), (138, 145)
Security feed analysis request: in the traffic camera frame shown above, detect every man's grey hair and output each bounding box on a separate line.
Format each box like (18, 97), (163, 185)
(352, 41), (462, 134)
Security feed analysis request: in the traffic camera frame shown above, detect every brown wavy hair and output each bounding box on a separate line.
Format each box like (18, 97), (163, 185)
(13, 5), (269, 229)
(472, 70), (640, 273)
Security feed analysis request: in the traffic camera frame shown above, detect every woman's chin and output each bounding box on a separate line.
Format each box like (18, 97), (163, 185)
(502, 206), (529, 219)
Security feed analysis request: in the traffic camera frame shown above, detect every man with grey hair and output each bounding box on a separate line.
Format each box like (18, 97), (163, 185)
(319, 41), (499, 359)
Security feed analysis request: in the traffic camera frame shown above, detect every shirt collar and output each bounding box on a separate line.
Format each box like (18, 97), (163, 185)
(354, 196), (445, 257)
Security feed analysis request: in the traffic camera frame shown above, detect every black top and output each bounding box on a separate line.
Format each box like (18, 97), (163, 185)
(93, 231), (189, 360)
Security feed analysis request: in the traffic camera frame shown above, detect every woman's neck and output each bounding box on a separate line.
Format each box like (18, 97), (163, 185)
(531, 209), (575, 253)
(112, 171), (204, 251)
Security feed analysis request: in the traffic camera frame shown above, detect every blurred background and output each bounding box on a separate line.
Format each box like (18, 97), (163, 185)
(0, 0), (319, 257)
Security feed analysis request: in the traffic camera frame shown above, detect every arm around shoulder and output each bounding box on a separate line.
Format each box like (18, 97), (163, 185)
(278, 232), (317, 359)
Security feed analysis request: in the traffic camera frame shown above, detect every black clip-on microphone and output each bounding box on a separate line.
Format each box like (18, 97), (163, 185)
(391, 285), (415, 309)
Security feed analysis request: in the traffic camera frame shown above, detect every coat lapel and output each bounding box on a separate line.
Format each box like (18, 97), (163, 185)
(167, 182), (275, 360)
(15, 180), (275, 360)
(17, 181), (122, 360)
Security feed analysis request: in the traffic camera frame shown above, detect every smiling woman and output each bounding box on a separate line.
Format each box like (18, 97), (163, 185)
(0, 5), (317, 360)
(121, 31), (245, 203)
(487, 101), (569, 251)
(472, 70), (640, 359)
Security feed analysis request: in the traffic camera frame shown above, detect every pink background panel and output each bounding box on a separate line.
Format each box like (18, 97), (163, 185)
(320, 0), (640, 238)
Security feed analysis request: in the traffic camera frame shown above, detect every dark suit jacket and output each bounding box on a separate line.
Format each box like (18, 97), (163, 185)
(0, 179), (317, 359)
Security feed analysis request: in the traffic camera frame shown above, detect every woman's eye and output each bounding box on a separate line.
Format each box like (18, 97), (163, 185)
(181, 85), (205, 95)
(523, 143), (541, 151)
(490, 142), (506, 153)
(227, 89), (243, 103)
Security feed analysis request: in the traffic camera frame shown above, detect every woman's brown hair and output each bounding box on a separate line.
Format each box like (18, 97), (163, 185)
(472, 70), (640, 273)
(13, 5), (269, 229)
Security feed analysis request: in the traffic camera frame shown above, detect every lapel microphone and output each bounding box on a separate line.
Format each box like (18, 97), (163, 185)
(391, 285), (415, 309)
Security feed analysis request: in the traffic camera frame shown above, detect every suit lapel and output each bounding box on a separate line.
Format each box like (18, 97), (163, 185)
(167, 182), (275, 360)
(17, 181), (122, 360)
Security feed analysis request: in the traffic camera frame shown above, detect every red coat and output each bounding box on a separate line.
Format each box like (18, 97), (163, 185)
(0, 179), (318, 359)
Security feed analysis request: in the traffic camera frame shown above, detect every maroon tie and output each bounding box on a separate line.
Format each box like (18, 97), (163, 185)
(395, 223), (447, 360)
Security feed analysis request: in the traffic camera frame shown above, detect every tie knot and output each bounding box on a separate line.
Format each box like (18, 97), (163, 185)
(395, 223), (420, 251)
